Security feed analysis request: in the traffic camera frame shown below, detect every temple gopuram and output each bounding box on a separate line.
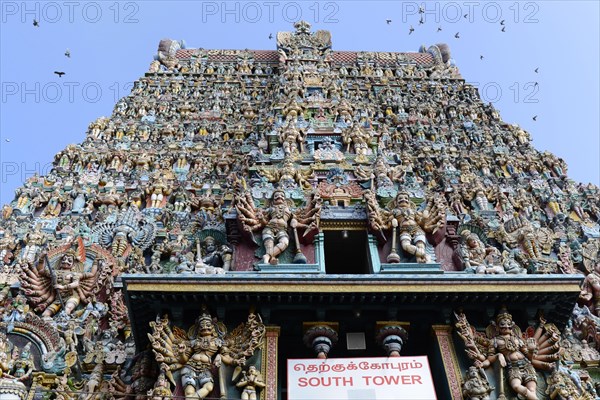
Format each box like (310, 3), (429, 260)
(1, 21), (600, 400)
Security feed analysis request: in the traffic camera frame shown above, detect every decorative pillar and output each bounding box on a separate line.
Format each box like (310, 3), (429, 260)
(368, 234), (381, 273)
(432, 325), (463, 400)
(264, 326), (280, 400)
(375, 321), (409, 357)
(303, 322), (339, 359)
(313, 232), (326, 273)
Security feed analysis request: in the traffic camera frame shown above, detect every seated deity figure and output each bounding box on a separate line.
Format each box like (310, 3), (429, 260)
(462, 366), (493, 400)
(459, 230), (504, 274)
(194, 236), (233, 274)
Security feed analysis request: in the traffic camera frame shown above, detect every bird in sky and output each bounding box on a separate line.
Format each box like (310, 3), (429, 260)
(480, 55), (484, 60)
(268, 33), (273, 40)
(500, 19), (505, 25)
(33, 19), (39, 27)
(533, 115), (538, 121)
(65, 49), (71, 58)
(501, 26), (506, 32)
(54, 71), (65, 78)
(463, 14), (468, 19)
(386, 19), (392, 24)
(437, 26), (442, 32)
(455, 32), (460, 39)
(535, 67), (539, 73)
(5, 139), (10, 143)
(409, 25), (415, 35)
(419, 16), (424, 25)
(418, 6), (424, 14)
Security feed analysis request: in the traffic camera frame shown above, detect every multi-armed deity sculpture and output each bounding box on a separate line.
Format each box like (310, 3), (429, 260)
(456, 309), (562, 400)
(148, 308), (265, 400)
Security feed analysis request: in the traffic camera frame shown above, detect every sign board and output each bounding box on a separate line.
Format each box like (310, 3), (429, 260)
(288, 356), (437, 400)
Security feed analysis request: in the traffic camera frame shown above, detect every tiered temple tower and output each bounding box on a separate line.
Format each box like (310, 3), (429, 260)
(1, 22), (599, 400)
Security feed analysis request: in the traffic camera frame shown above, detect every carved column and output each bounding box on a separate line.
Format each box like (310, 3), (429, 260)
(303, 322), (339, 359)
(432, 325), (463, 400)
(375, 321), (409, 357)
(368, 234), (382, 273)
(264, 326), (280, 400)
(313, 233), (326, 273)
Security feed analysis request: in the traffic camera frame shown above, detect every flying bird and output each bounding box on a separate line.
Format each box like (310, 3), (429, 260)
(419, 16), (424, 25)
(532, 115), (538, 121)
(386, 19), (392, 24)
(409, 25), (415, 35)
(501, 26), (506, 32)
(500, 20), (505, 25)
(268, 33), (273, 40)
(5, 139), (10, 143)
(33, 19), (39, 27)
(418, 6), (424, 14)
(463, 14), (468, 19)
(480, 55), (484, 60)
(455, 32), (460, 39)
(534, 67), (539, 73)
(437, 26), (442, 32)
(54, 71), (65, 78)
(65, 49), (70, 58)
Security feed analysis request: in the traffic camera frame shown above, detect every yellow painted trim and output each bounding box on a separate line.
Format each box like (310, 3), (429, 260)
(375, 321), (411, 332)
(302, 321), (340, 333)
(125, 281), (580, 293)
(320, 222), (367, 230)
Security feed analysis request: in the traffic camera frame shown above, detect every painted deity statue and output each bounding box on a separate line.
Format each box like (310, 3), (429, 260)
(580, 263), (600, 316)
(235, 365), (266, 400)
(462, 366), (493, 400)
(236, 188), (321, 265)
(365, 190), (445, 263)
(455, 310), (561, 400)
(148, 308), (265, 400)
(196, 236), (233, 273)
(147, 363), (175, 400)
(458, 229), (505, 274)
(9, 343), (34, 381)
(279, 120), (305, 156)
(236, 189), (293, 265)
(19, 242), (111, 317)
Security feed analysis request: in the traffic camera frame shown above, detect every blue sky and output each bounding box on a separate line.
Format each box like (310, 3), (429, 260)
(1, 0), (599, 205)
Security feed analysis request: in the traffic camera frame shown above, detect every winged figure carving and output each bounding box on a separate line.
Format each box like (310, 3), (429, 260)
(148, 308), (265, 400)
